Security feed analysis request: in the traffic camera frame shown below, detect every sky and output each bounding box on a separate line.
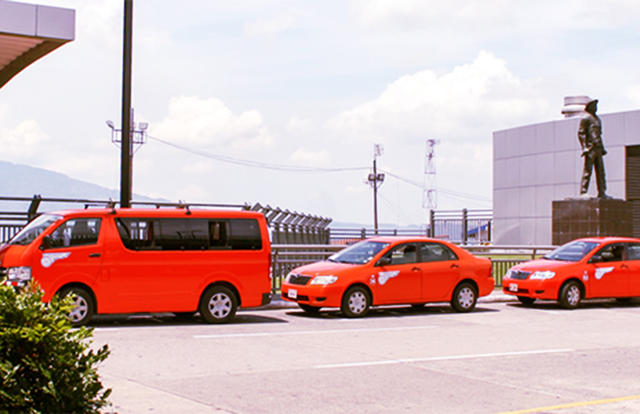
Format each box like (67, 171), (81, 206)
(1, 0), (640, 227)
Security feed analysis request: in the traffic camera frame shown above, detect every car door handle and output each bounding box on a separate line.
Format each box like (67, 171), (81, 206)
(412, 267), (421, 272)
(89, 253), (101, 258)
(450, 264), (459, 269)
(621, 264), (629, 269)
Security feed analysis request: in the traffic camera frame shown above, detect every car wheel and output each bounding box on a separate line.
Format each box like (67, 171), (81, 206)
(451, 282), (477, 313)
(199, 286), (237, 324)
(517, 296), (536, 306)
(298, 304), (321, 314)
(59, 287), (94, 326)
(341, 286), (370, 318)
(559, 281), (582, 309)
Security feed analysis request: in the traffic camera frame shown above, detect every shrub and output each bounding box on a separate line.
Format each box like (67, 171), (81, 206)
(0, 283), (111, 413)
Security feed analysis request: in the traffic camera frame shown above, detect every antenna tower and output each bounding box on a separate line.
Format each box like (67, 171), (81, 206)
(423, 139), (439, 211)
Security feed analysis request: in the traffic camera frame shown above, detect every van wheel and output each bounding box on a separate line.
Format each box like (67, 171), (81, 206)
(341, 286), (370, 318)
(59, 287), (94, 326)
(451, 282), (477, 313)
(298, 304), (321, 314)
(199, 286), (237, 324)
(559, 281), (581, 309)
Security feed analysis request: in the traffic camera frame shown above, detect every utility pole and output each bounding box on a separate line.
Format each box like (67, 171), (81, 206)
(107, 108), (148, 196)
(120, 0), (133, 208)
(367, 144), (385, 235)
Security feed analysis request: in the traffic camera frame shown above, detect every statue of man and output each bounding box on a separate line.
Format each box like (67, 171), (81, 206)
(578, 98), (608, 198)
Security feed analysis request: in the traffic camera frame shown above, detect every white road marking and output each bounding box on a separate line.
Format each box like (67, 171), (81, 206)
(314, 348), (575, 369)
(193, 325), (438, 339)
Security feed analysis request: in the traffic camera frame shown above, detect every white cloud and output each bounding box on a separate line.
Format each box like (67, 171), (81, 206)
(286, 117), (315, 135)
(152, 96), (273, 151)
(0, 120), (50, 158)
(350, 0), (640, 31)
(289, 149), (330, 166)
(329, 51), (551, 145)
(244, 14), (296, 36)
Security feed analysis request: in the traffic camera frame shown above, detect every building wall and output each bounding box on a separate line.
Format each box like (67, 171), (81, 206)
(493, 109), (640, 245)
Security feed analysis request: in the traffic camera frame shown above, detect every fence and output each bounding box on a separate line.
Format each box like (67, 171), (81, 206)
(270, 244), (555, 293)
(429, 209), (493, 244)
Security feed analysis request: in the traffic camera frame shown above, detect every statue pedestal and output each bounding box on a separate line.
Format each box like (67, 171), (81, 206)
(552, 198), (632, 245)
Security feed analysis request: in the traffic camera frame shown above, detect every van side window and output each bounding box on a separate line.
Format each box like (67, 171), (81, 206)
(116, 218), (262, 251)
(49, 218), (101, 248)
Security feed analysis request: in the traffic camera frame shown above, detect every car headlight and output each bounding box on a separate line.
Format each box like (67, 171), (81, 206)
(310, 275), (338, 285)
(7, 266), (32, 283)
(530, 271), (555, 280)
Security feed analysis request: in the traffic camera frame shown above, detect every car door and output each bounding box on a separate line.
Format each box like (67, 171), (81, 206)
(35, 217), (104, 294)
(624, 242), (640, 296)
(587, 242), (629, 298)
(417, 242), (461, 301)
(372, 243), (422, 304)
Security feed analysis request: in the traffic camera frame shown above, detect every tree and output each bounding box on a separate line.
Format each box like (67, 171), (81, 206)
(0, 283), (111, 413)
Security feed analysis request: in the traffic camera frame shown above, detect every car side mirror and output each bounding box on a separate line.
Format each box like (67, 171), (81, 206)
(376, 256), (391, 267)
(40, 235), (52, 250)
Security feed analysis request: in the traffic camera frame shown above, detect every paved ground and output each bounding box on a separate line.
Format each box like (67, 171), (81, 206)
(91, 294), (640, 413)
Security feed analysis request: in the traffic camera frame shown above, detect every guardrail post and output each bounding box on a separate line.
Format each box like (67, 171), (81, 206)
(462, 208), (468, 245)
(429, 209), (435, 237)
(27, 194), (42, 221)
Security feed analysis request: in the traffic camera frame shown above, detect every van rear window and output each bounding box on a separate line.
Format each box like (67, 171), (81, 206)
(116, 218), (262, 251)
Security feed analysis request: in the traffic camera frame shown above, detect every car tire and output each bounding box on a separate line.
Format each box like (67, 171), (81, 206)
(199, 286), (238, 324)
(298, 304), (321, 314)
(517, 296), (536, 306)
(341, 286), (370, 318)
(59, 286), (94, 326)
(559, 281), (582, 309)
(451, 282), (477, 313)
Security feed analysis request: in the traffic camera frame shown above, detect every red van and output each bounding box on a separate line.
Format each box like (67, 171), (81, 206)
(0, 208), (272, 324)
(281, 237), (494, 317)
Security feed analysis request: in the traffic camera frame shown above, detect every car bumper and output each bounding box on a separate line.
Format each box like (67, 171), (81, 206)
(502, 278), (557, 300)
(281, 283), (343, 307)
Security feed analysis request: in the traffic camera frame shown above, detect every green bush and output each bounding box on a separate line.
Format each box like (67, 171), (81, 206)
(0, 283), (111, 413)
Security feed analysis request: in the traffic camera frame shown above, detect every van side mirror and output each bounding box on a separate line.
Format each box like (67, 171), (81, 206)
(40, 235), (52, 250)
(376, 256), (391, 267)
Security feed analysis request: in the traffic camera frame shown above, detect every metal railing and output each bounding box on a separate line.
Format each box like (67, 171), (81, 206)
(270, 244), (556, 293)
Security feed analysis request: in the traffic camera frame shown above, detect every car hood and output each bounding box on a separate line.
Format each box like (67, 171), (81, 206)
(291, 260), (356, 276)
(513, 259), (576, 271)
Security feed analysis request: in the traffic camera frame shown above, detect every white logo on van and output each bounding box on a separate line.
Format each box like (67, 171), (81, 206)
(41, 252), (71, 268)
(595, 267), (614, 280)
(378, 270), (400, 285)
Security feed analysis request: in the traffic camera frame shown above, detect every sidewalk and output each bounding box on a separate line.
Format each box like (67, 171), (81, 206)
(260, 288), (514, 310)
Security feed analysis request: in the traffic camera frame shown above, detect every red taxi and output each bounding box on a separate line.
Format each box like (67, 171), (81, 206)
(281, 237), (494, 317)
(503, 237), (640, 309)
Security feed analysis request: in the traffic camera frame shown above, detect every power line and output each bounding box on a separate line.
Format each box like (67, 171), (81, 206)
(147, 135), (369, 173)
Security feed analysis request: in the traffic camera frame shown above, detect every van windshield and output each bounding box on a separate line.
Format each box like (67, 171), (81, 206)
(328, 240), (390, 265)
(8, 214), (62, 246)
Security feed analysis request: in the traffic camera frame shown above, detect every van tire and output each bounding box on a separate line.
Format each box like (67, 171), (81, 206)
(59, 287), (94, 326)
(199, 286), (237, 324)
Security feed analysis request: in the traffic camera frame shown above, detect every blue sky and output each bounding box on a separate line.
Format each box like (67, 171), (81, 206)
(1, 0), (640, 226)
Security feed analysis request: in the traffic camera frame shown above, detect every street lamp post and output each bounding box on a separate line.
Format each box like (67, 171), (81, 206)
(367, 144), (385, 235)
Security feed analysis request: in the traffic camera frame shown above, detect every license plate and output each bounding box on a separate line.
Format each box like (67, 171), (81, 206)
(509, 283), (518, 292)
(288, 289), (297, 299)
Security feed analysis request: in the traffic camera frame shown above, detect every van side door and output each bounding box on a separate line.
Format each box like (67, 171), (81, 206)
(36, 217), (104, 297)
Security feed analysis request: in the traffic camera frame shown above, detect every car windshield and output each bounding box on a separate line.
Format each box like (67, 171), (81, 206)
(328, 240), (390, 265)
(543, 240), (600, 262)
(7, 214), (62, 246)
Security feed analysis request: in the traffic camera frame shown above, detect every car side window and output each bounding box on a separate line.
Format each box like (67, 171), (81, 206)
(593, 243), (625, 263)
(48, 218), (101, 248)
(626, 243), (640, 260)
(417, 242), (458, 262)
(385, 243), (418, 265)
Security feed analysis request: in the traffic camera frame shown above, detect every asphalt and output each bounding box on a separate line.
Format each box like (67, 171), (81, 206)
(259, 288), (514, 310)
